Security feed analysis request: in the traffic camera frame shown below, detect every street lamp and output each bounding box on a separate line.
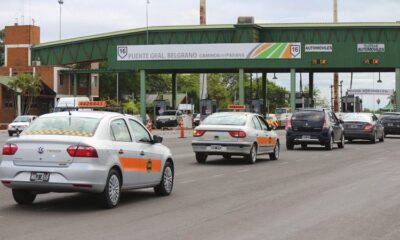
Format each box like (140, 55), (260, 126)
(377, 72), (382, 83)
(58, 0), (64, 40)
(273, 72), (277, 80)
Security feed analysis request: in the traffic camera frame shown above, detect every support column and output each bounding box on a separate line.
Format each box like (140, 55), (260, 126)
(172, 73), (177, 109)
(309, 72), (314, 108)
(262, 72), (267, 116)
(73, 74), (77, 97)
(396, 68), (400, 112)
(290, 68), (296, 113)
(239, 69), (245, 106)
(140, 70), (146, 124)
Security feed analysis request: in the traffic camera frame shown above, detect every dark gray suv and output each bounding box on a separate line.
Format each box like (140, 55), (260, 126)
(286, 109), (345, 150)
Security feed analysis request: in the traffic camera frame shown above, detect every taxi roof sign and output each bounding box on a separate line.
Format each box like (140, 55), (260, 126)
(227, 104), (246, 110)
(78, 101), (107, 108)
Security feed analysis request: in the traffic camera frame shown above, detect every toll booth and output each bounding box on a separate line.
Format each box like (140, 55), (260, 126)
(342, 95), (363, 112)
(200, 99), (216, 120)
(248, 99), (264, 114)
(295, 92), (311, 109)
(153, 100), (167, 123)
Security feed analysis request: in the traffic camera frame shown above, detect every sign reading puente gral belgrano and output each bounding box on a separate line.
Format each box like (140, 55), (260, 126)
(117, 43), (301, 61)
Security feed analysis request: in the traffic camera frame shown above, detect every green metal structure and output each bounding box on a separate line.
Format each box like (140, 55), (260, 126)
(31, 22), (400, 121)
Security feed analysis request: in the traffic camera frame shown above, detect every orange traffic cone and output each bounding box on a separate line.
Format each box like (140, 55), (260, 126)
(179, 119), (185, 138)
(146, 120), (153, 133)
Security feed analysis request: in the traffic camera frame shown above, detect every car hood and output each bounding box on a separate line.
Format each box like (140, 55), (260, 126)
(9, 122), (30, 127)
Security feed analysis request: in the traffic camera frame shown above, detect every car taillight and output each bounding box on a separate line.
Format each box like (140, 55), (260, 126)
(229, 131), (247, 138)
(193, 130), (206, 137)
(323, 117), (329, 129)
(285, 117), (292, 130)
(67, 145), (98, 158)
(2, 143), (18, 155)
(364, 123), (373, 131)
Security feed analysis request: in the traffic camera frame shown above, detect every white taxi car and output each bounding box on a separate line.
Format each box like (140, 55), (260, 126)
(1, 111), (174, 208)
(8, 115), (37, 136)
(191, 112), (280, 164)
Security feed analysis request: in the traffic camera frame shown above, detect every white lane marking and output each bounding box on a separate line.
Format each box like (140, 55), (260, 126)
(179, 179), (196, 184)
(278, 162), (289, 165)
(237, 169), (249, 173)
(260, 165), (269, 169)
(212, 174), (225, 178)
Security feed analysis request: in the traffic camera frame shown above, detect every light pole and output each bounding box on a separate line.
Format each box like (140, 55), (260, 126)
(146, 0), (150, 44)
(58, 0), (64, 40)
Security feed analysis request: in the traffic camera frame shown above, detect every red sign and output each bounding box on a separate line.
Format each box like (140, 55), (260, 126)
(78, 101), (107, 108)
(227, 104), (246, 110)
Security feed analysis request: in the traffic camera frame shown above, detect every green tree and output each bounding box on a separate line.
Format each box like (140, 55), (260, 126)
(0, 29), (4, 66)
(123, 100), (140, 114)
(7, 73), (42, 115)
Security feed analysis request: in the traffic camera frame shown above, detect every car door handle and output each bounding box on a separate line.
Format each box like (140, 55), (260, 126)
(118, 149), (124, 154)
(140, 151), (145, 156)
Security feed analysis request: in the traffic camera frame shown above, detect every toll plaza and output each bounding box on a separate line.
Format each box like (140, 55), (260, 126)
(30, 19), (400, 122)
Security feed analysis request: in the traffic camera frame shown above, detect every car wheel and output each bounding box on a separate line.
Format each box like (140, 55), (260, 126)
(195, 153), (207, 163)
(8, 132), (13, 137)
(301, 144), (307, 149)
(12, 189), (36, 205)
(325, 135), (334, 150)
(100, 169), (121, 209)
(371, 132), (377, 144)
(337, 134), (345, 149)
(269, 143), (280, 160)
(245, 144), (257, 164)
(154, 161), (174, 196)
(222, 154), (231, 160)
(379, 132), (384, 142)
(286, 141), (294, 150)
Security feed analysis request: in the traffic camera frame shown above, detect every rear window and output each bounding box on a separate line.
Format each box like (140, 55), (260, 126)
(202, 114), (247, 126)
(292, 111), (325, 121)
(343, 113), (372, 122)
(23, 116), (101, 137)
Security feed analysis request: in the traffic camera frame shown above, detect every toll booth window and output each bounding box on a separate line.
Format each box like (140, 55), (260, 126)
(128, 119), (151, 143)
(110, 119), (132, 142)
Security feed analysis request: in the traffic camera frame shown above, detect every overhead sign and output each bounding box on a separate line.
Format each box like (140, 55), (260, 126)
(228, 104), (246, 110)
(78, 101), (107, 108)
(347, 89), (393, 95)
(305, 44), (333, 52)
(357, 44), (385, 53)
(117, 43), (302, 61)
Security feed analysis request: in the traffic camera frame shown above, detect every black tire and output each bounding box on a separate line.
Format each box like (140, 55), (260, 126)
(12, 189), (36, 205)
(269, 143), (280, 160)
(371, 132), (377, 144)
(286, 141), (294, 150)
(337, 134), (345, 149)
(245, 144), (257, 164)
(222, 154), (231, 160)
(154, 161), (174, 196)
(100, 169), (121, 209)
(379, 132), (384, 142)
(8, 132), (13, 137)
(301, 144), (307, 149)
(325, 135), (334, 150)
(195, 153), (207, 163)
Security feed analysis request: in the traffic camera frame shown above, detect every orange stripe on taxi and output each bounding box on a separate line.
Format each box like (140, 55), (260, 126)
(119, 158), (162, 173)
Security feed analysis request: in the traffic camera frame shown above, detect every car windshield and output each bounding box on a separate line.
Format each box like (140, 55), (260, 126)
(13, 116), (31, 122)
(292, 111), (325, 121)
(202, 114), (247, 126)
(160, 111), (176, 116)
(343, 113), (372, 122)
(23, 116), (101, 137)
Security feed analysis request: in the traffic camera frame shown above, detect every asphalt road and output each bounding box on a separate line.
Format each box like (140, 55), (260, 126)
(0, 130), (400, 240)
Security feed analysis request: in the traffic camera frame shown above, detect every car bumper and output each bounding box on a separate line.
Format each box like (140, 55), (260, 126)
(192, 141), (252, 155)
(344, 130), (374, 139)
(286, 131), (330, 145)
(0, 160), (108, 193)
(384, 127), (400, 135)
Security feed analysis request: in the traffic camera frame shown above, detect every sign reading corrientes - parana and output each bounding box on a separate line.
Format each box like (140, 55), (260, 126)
(117, 43), (301, 61)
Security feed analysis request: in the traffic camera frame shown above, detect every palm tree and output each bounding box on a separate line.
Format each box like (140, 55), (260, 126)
(7, 73), (42, 116)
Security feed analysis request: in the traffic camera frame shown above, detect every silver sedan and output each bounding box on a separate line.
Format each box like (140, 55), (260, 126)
(191, 112), (280, 164)
(1, 111), (174, 208)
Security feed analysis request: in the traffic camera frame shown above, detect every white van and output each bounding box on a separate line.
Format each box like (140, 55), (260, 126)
(54, 97), (90, 112)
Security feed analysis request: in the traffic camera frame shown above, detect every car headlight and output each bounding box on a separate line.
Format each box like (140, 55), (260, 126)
(170, 117), (175, 121)
(7, 125), (13, 130)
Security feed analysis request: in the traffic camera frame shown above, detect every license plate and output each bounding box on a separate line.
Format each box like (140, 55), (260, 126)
(302, 135), (311, 140)
(207, 145), (227, 151)
(30, 172), (50, 182)
(350, 125), (358, 128)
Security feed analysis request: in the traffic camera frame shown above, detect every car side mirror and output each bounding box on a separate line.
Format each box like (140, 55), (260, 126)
(152, 135), (163, 144)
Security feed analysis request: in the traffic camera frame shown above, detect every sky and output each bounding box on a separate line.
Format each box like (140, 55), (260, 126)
(1, 0), (399, 110)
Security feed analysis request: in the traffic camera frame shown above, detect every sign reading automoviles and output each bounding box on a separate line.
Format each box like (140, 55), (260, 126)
(357, 44), (385, 53)
(305, 44), (333, 52)
(117, 43), (301, 61)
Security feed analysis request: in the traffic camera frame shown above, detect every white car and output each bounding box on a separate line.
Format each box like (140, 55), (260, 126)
(8, 115), (37, 136)
(1, 111), (174, 208)
(191, 112), (280, 164)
